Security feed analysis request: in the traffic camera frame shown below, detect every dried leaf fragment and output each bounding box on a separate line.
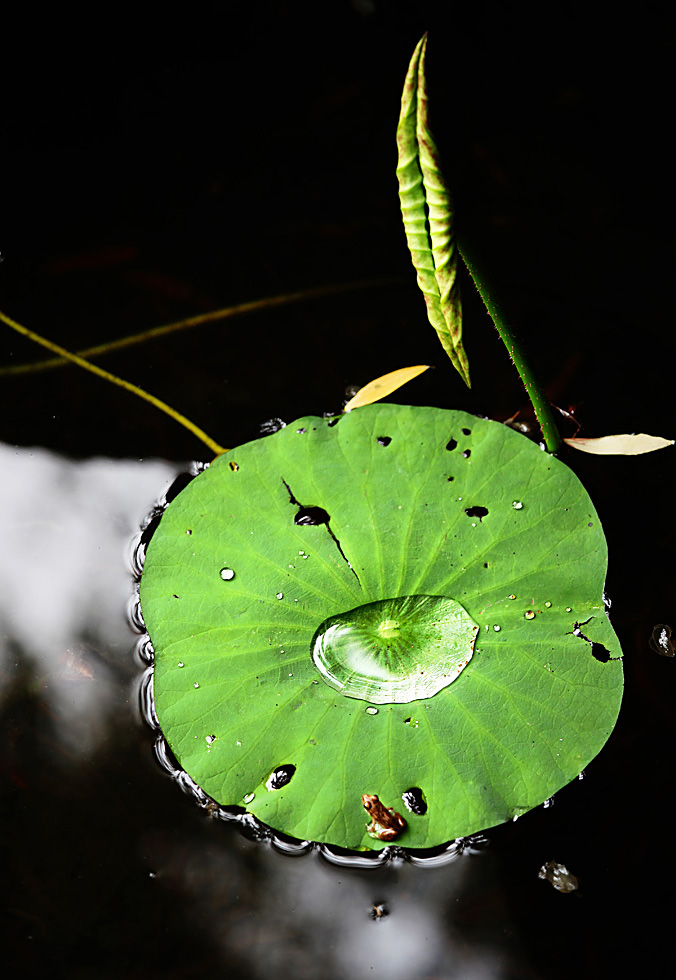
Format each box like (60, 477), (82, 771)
(343, 365), (430, 412)
(564, 433), (674, 455)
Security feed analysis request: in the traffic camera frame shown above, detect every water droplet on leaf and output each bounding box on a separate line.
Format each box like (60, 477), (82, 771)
(512, 500), (523, 510)
(311, 595), (479, 704)
(220, 567), (235, 581)
(524, 610), (536, 620)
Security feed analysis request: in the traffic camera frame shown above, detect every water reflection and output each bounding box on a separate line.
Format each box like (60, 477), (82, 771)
(0, 442), (179, 753)
(0, 442), (546, 978)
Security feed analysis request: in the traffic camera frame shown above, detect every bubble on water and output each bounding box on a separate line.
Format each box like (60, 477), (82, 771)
(524, 610), (536, 620)
(649, 623), (675, 658)
(538, 860), (578, 893)
(220, 567), (235, 581)
(512, 500), (523, 510)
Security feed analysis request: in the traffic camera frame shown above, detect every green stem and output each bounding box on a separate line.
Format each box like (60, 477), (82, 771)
(459, 242), (561, 454)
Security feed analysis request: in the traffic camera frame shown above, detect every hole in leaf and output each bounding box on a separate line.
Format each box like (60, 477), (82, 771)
(295, 506), (330, 527)
(446, 438), (457, 451)
(462, 427), (471, 436)
(464, 506), (488, 521)
(377, 436), (392, 446)
(402, 787), (427, 815)
(266, 764), (296, 790)
(447, 476), (455, 482)
(591, 643), (615, 663)
(462, 450), (471, 458)
(327, 417), (341, 428)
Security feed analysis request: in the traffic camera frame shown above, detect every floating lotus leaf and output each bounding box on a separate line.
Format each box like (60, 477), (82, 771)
(139, 404), (623, 850)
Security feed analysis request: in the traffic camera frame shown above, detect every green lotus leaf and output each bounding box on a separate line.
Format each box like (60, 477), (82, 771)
(139, 404), (623, 850)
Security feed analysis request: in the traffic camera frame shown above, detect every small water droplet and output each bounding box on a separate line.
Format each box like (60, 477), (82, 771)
(178, 661), (184, 668)
(206, 735), (216, 744)
(243, 792), (255, 804)
(545, 601), (552, 608)
(524, 610), (536, 620)
(276, 592), (284, 600)
(493, 624), (501, 632)
(365, 706), (378, 715)
(186, 529), (192, 535)
(508, 594), (516, 600)
(220, 567), (235, 581)
(193, 682), (200, 688)
(566, 606), (572, 613)
(512, 500), (523, 510)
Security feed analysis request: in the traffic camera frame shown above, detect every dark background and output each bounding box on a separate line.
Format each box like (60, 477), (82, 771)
(2, 1), (675, 976)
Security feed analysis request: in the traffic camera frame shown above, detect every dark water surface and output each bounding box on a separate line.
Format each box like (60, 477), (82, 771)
(2, 3), (675, 977)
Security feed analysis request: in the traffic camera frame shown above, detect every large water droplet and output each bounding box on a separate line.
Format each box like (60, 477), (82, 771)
(311, 595), (479, 704)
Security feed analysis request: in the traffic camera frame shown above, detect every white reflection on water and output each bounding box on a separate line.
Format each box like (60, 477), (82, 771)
(0, 442), (180, 754)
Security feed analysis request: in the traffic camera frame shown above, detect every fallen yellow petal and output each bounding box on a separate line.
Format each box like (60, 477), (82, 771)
(564, 433), (674, 455)
(343, 365), (431, 412)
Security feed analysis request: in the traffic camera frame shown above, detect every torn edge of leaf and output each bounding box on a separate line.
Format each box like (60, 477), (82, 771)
(343, 365), (431, 412)
(564, 433), (674, 455)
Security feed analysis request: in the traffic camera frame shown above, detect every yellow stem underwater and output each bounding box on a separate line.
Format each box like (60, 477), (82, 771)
(0, 309), (228, 456)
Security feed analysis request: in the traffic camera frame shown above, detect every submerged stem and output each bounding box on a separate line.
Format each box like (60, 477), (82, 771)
(459, 243), (562, 454)
(0, 309), (228, 456)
